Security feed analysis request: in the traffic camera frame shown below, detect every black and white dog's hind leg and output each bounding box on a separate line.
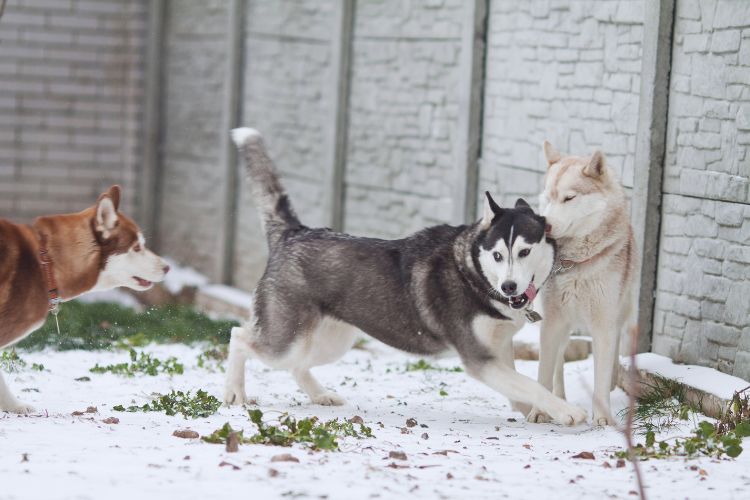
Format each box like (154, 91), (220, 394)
(224, 314), (357, 406)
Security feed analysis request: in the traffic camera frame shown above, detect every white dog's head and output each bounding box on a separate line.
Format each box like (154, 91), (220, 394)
(539, 141), (625, 240)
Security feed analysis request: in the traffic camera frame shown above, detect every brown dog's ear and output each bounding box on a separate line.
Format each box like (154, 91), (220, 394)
(105, 185), (121, 211)
(583, 151), (605, 178)
(543, 140), (561, 167)
(95, 187), (120, 237)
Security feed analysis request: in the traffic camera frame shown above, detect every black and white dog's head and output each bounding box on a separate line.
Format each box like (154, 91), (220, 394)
(474, 192), (555, 309)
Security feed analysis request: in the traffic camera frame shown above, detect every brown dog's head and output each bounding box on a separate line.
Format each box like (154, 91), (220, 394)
(90, 185), (169, 291)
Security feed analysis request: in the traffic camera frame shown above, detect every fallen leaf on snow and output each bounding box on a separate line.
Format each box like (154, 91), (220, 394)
(616, 459), (626, 468)
(219, 461), (240, 470)
(406, 418), (418, 428)
(421, 433), (429, 440)
(102, 417), (119, 425)
(571, 451), (595, 460)
(388, 451), (408, 460)
(173, 430), (199, 439)
(348, 415), (364, 424)
(271, 454), (299, 463)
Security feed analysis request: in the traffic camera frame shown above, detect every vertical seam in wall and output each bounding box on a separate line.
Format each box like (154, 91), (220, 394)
(330, 0), (355, 232)
(220, 0), (246, 285)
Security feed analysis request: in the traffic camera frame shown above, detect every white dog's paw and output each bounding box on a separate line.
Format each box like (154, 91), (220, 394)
(593, 411), (617, 427)
(552, 404), (588, 426)
(311, 392), (346, 406)
(1, 400), (35, 414)
(223, 385), (247, 406)
(526, 407), (552, 424)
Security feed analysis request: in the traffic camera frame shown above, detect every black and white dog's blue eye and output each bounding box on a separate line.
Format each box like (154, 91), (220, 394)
(492, 251), (502, 262)
(563, 195), (576, 202)
(518, 248), (530, 258)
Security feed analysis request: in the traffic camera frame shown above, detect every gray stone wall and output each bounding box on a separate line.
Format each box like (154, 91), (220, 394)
(156, 0), (230, 278)
(0, 0), (147, 221)
(479, 0), (643, 208)
(651, 0), (750, 380)
(342, 0), (464, 238)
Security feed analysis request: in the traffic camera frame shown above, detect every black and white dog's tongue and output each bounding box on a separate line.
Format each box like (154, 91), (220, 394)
(509, 283), (537, 310)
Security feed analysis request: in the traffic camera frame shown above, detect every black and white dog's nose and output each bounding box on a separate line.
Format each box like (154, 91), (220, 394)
(501, 281), (517, 295)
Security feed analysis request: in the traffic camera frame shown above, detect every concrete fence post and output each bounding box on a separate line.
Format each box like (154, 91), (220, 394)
(140, 0), (165, 249)
(324, 0), (355, 231)
(631, 0), (675, 352)
(452, 0), (488, 224)
(217, 0), (246, 284)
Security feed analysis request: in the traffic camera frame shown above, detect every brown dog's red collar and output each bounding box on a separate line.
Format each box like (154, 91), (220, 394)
(38, 235), (61, 314)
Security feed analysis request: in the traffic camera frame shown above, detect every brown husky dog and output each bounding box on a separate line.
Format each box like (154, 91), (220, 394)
(0, 186), (169, 413)
(528, 142), (638, 426)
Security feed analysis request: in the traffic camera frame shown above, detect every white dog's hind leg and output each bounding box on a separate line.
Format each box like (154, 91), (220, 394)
(591, 323), (619, 426)
(492, 329), (531, 416)
(223, 326), (254, 405)
(528, 318), (570, 423)
(0, 371), (34, 414)
(553, 345), (567, 399)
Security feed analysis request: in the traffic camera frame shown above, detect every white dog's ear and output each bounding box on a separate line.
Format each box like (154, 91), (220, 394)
(95, 189), (119, 238)
(480, 191), (502, 229)
(583, 150), (605, 178)
(543, 140), (561, 167)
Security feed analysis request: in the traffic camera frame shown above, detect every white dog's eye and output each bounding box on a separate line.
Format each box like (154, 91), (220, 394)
(518, 248), (530, 258)
(563, 195), (576, 203)
(492, 251), (503, 262)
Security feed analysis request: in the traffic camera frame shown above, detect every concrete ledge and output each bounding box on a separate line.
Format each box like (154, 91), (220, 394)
(513, 337), (592, 363)
(617, 353), (749, 419)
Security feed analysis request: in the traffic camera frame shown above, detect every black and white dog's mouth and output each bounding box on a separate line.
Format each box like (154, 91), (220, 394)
(506, 281), (538, 310)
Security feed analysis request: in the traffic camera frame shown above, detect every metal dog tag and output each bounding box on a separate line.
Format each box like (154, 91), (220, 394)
(524, 308), (542, 323)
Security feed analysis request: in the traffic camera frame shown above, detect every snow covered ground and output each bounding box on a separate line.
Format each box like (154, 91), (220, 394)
(2, 340), (750, 500)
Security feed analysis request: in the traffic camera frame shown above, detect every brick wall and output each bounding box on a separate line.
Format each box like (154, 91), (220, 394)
(342, 0), (464, 238)
(0, 0), (147, 222)
(479, 0), (643, 209)
(651, 0), (750, 381)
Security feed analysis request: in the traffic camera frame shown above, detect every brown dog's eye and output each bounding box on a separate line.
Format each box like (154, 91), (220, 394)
(133, 244), (142, 252)
(563, 195), (576, 203)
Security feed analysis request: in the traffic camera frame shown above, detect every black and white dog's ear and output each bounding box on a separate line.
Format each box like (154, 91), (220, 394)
(480, 191), (502, 228)
(515, 198), (530, 209)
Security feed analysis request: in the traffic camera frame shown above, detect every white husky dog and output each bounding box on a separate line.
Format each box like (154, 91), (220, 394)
(528, 142), (638, 426)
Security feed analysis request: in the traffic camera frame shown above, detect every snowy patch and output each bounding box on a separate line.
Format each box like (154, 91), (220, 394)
(200, 284), (253, 310)
(162, 258), (210, 295)
(2, 344), (749, 498)
(622, 353), (750, 401)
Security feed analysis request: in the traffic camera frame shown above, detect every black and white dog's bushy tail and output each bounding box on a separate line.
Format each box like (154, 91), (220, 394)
(231, 127), (302, 248)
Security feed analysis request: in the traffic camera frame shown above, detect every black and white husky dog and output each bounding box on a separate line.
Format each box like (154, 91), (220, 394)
(223, 128), (587, 425)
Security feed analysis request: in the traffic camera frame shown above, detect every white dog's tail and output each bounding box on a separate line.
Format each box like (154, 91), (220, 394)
(230, 128), (302, 248)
